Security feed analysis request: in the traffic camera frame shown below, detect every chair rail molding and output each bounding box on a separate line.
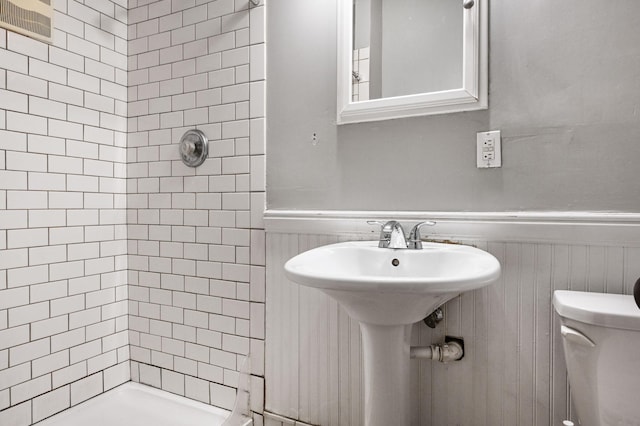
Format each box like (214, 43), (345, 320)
(264, 210), (640, 246)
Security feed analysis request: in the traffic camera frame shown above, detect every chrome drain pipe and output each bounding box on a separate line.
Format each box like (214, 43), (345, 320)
(410, 337), (464, 363)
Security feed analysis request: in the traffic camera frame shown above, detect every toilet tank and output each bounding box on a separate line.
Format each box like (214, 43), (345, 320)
(553, 290), (640, 426)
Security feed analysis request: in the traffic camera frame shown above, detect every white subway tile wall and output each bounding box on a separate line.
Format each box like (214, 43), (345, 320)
(0, 0), (265, 424)
(0, 0), (130, 424)
(126, 0), (266, 419)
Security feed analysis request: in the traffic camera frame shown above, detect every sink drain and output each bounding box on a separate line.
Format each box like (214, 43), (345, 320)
(391, 258), (400, 267)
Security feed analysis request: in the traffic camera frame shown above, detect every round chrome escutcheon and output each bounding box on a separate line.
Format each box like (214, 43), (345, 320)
(179, 129), (208, 167)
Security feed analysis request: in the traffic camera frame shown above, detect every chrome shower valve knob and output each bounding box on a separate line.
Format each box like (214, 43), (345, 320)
(179, 129), (208, 167)
(180, 140), (197, 156)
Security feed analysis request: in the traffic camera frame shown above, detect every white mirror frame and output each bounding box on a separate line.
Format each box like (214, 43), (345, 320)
(337, 0), (488, 125)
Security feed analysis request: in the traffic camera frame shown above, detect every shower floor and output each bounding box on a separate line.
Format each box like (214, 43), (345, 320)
(37, 382), (230, 426)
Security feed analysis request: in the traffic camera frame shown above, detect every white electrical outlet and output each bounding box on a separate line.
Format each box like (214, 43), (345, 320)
(477, 130), (502, 168)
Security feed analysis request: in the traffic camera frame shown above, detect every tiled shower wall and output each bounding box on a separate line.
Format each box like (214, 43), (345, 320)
(126, 0), (266, 417)
(0, 1), (131, 425)
(0, 0), (265, 424)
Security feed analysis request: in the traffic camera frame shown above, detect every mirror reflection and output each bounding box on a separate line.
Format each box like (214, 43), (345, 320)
(352, 0), (464, 102)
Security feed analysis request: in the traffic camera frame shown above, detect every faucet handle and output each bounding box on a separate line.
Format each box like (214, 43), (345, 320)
(413, 221), (436, 230)
(367, 220), (386, 234)
(367, 220), (389, 248)
(408, 221), (436, 249)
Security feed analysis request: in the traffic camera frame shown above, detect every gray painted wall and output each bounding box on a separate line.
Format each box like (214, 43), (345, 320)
(267, 0), (640, 212)
(382, 0), (462, 97)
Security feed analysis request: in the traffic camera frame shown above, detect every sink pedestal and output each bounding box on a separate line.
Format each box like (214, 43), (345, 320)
(360, 323), (412, 426)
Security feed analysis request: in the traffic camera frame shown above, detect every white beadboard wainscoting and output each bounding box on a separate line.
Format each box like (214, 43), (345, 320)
(264, 210), (640, 426)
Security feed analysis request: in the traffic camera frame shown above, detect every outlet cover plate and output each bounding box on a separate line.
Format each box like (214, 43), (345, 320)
(477, 130), (501, 168)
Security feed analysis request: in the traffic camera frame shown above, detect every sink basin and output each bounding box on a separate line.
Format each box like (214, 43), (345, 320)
(284, 240), (501, 326)
(284, 239), (501, 426)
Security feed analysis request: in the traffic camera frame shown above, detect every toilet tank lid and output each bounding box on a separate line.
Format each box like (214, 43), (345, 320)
(553, 290), (640, 331)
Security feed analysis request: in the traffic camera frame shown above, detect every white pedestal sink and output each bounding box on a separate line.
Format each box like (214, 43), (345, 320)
(284, 241), (501, 426)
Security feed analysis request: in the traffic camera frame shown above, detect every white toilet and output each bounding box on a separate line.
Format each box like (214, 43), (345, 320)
(553, 290), (640, 426)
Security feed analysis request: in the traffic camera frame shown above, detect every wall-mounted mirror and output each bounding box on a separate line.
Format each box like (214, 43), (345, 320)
(337, 0), (488, 124)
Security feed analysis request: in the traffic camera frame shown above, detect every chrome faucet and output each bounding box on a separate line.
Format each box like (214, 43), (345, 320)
(381, 220), (407, 248)
(368, 220), (436, 249)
